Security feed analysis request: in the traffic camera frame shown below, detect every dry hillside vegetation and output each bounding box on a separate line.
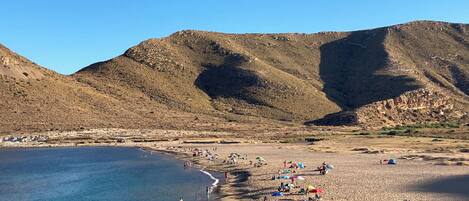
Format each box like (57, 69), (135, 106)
(1, 21), (468, 132)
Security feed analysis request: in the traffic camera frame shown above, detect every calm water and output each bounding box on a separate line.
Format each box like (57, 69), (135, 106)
(0, 147), (221, 201)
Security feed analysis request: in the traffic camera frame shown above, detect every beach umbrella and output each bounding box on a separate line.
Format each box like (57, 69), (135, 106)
(307, 185), (315, 190)
(298, 162), (305, 169)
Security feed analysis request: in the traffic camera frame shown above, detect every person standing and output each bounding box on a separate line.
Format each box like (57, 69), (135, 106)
(206, 186), (211, 199)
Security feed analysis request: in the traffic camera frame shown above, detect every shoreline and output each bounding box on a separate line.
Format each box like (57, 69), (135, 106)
(0, 144), (230, 200)
(1, 132), (468, 200)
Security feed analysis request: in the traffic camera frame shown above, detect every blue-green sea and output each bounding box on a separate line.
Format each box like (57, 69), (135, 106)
(0, 147), (220, 201)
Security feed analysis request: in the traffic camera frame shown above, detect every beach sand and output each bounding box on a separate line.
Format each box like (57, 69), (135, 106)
(148, 142), (468, 201)
(1, 129), (468, 201)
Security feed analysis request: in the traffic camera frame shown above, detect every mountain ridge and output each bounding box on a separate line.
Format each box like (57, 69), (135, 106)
(1, 20), (468, 132)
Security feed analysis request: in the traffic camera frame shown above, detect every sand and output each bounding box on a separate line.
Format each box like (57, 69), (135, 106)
(149, 143), (468, 201)
(1, 129), (468, 201)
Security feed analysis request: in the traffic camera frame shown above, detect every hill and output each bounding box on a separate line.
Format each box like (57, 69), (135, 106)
(75, 21), (468, 127)
(1, 21), (468, 132)
(0, 44), (232, 132)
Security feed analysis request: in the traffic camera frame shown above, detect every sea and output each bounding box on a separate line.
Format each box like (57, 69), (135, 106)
(0, 147), (221, 201)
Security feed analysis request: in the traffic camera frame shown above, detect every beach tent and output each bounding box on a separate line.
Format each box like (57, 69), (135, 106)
(388, 159), (397, 165)
(272, 192), (284, 197)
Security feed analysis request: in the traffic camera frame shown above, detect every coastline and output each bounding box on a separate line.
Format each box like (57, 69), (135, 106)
(1, 131), (468, 201)
(0, 143), (229, 200)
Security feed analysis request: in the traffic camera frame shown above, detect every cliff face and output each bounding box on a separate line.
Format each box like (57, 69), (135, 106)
(311, 89), (467, 128)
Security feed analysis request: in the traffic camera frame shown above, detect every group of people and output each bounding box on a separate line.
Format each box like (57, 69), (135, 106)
(270, 160), (335, 200)
(314, 161), (334, 175)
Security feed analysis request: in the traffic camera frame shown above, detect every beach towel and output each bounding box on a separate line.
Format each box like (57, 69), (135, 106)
(310, 188), (325, 193)
(280, 175), (290, 179)
(271, 192), (284, 196)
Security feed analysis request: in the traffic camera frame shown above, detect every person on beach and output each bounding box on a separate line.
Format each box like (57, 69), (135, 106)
(206, 186), (212, 195)
(291, 176), (296, 184)
(224, 172), (228, 180)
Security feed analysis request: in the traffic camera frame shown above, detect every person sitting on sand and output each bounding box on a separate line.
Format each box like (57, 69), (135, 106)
(278, 182), (285, 191)
(298, 188), (306, 195)
(314, 193), (321, 200)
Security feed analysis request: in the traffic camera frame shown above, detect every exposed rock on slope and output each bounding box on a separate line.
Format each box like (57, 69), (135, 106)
(75, 21), (469, 127)
(1, 44), (45, 79)
(0, 20), (468, 132)
(309, 89), (467, 128)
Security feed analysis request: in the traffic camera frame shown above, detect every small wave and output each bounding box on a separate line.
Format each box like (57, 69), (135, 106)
(200, 169), (219, 189)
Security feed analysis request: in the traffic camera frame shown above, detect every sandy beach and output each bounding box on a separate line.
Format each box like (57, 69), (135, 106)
(166, 143), (468, 201)
(1, 129), (468, 201)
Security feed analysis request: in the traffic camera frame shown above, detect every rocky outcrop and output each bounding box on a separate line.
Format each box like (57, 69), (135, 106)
(310, 89), (467, 128)
(0, 44), (45, 79)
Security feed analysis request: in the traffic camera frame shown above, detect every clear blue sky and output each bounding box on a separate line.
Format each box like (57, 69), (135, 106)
(1, 0), (468, 74)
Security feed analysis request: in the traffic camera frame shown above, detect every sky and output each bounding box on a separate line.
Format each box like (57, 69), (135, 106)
(1, 0), (469, 75)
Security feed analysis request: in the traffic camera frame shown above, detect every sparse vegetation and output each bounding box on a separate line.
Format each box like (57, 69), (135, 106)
(0, 21), (468, 132)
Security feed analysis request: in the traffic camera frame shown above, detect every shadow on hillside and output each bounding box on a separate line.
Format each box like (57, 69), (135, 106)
(195, 54), (264, 105)
(411, 175), (469, 198)
(318, 28), (421, 110)
(449, 65), (469, 96)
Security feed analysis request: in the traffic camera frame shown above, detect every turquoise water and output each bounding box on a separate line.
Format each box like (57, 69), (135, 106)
(0, 147), (220, 201)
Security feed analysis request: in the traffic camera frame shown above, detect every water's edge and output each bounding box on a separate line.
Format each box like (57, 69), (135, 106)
(0, 145), (224, 201)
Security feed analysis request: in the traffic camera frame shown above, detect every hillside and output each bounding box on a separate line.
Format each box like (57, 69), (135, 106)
(1, 21), (468, 132)
(75, 21), (469, 127)
(0, 44), (236, 133)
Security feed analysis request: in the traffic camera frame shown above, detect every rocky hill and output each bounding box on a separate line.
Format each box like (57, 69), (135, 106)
(1, 21), (468, 132)
(0, 44), (229, 132)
